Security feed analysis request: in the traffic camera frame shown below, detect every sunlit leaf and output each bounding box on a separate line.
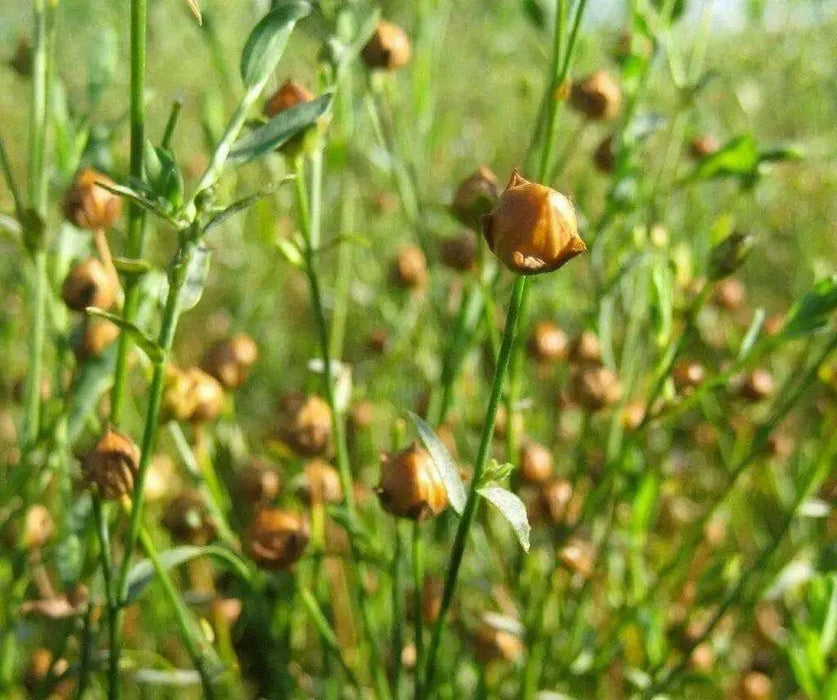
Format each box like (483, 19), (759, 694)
(240, 1), (311, 89)
(478, 485), (531, 552)
(406, 410), (467, 515)
(85, 307), (164, 364)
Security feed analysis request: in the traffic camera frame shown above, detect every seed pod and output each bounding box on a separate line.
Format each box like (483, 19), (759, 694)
(570, 70), (621, 121)
(297, 459), (343, 505)
(518, 441), (553, 484)
(594, 135), (615, 173)
(392, 245), (428, 289)
(739, 369), (775, 402)
(277, 391), (332, 457)
(473, 614), (524, 664)
(689, 642), (714, 673)
(673, 360), (705, 394)
(162, 491), (216, 545)
(162, 367), (225, 424)
(201, 333), (258, 390)
(421, 577), (444, 625)
(376, 443), (448, 520)
(738, 671), (772, 700)
(22, 504), (54, 550)
(368, 328), (388, 354)
(81, 428), (140, 499)
(483, 170), (584, 275)
(74, 317), (120, 360)
(63, 168), (122, 230)
(540, 477), (574, 526)
(62, 258), (117, 312)
(527, 320), (568, 364)
(571, 366), (622, 411)
(689, 134), (719, 159)
(621, 400), (646, 431)
(451, 167), (500, 231)
(558, 538), (594, 578)
(569, 330), (602, 366)
(236, 459), (282, 506)
(10, 36), (32, 77)
(713, 277), (747, 311)
(362, 20), (411, 71)
(25, 649), (69, 695)
(348, 400), (375, 431)
(263, 80), (317, 158)
(245, 507), (309, 570)
(439, 230), (478, 272)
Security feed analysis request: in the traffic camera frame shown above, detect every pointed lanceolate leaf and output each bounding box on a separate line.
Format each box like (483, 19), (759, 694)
(406, 410), (467, 515)
(240, 1), (311, 89)
(781, 275), (837, 339)
(477, 485), (531, 552)
(691, 134), (759, 182)
(85, 307), (164, 364)
(178, 244), (211, 312)
(229, 93), (333, 165)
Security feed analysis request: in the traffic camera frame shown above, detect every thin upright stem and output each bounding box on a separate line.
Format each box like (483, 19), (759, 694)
(412, 521), (425, 700)
(92, 497), (119, 699)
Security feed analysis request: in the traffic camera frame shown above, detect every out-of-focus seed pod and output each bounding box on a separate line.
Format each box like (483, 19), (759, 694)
(362, 20), (411, 71)
(754, 603), (783, 645)
(690, 134), (719, 159)
(368, 328), (389, 354)
(708, 232), (753, 281)
(689, 642), (714, 673)
(420, 577), (444, 625)
(349, 400), (375, 431)
(245, 507), (309, 570)
(162, 367), (225, 424)
(571, 366), (622, 411)
(439, 230), (478, 272)
(277, 391), (332, 457)
(401, 643), (417, 670)
(764, 314), (784, 337)
(518, 441), (553, 485)
(765, 432), (793, 459)
(236, 459), (282, 506)
(612, 28), (653, 63)
(74, 317), (120, 360)
(541, 477), (574, 526)
(61, 258), (117, 312)
(392, 245), (428, 289)
(162, 491), (216, 545)
(263, 80), (318, 158)
(621, 400), (646, 431)
(738, 671), (772, 700)
(473, 614), (525, 664)
(10, 36), (32, 77)
(558, 538), (594, 578)
(493, 406), (523, 441)
(527, 321), (568, 364)
(594, 135), (615, 173)
(713, 277), (747, 311)
(376, 443), (448, 520)
(673, 360), (705, 394)
(739, 369), (775, 402)
(483, 170), (584, 275)
(22, 504), (54, 550)
(451, 167), (500, 231)
(63, 168), (122, 231)
(570, 70), (621, 121)
(25, 648), (70, 695)
(212, 597), (243, 626)
(298, 459), (343, 505)
(201, 333), (258, 390)
(568, 330), (602, 366)
(144, 455), (177, 502)
(81, 428), (140, 499)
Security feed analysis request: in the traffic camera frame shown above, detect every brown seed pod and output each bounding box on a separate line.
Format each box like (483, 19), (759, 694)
(74, 317), (120, 360)
(297, 459), (343, 505)
(81, 428), (140, 499)
(439, 230), (478, 272)
(527, 320), (568, 364)
(22, 504), (54, 550)
(673, 360), (706, 394)
(738, 671), (772, 700)
(451, 166), (500, 231)
(361, 20), (411, 71)
(568, 330), (602, 366)
(348, 400), (375, 431)
(594, 135), (616, 173)
(61, 258), (117, 312)
(540, 477), (575, 526)
(518, 441), (553, 484)
(236, 459), (282, 505)
(739, 369), (775, 402)
(63, 168), (122, 230)
(201, 333), (258, 390)
(368, 328), (389, 354)
(621, 400), (646, 431)
(570, 70), (622, 121)
(25, 648), (69, 695)
(570, 366), (622, 411)
(713, 277), (746, 311)
(245, 507), (309, 570)
(392, 245), (428, 289)
(263, 80), (317, 157)
(473, 614), (524, 664)
(420, 577), (444, 625)
(277, 391), (332, 457)
(376, 443), (448, 520)
(483, 169), (585, 275)
(689, 134), (720, 159)
(161, 367), (225, 424)
(162, 491), (216, 545)
(689, 642), (714, 673)
(558, 538), (594, 578)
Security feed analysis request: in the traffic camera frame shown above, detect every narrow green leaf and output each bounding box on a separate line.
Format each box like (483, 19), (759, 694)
(691, 134), (759, 182)
(203, 185), (291, 235)
(781, 275), (837, 339)
(406, 410), (467, 515)
(96, 180), (176, 222)
(820, 575), (837, 656)
(477, 485), (531, 552)
(240, 1), (311, 89)
(113, 256), (153, 276)
(85, 307), (164, 364)
(179, 244), (211, 312)
(738, 308), (766, 360)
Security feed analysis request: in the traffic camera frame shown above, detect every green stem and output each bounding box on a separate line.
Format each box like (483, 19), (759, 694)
(92, 497), (119, 699)
(392, 524), (404, 699)
(0, 130), (24, 218)
(412, 521), (425, 700)
(424, 275), (528, 691)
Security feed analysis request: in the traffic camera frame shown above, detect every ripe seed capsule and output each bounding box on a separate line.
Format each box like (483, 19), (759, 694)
(62, 258), (117, 312)
(162, 367), (225, 424)
(245, 507), (309, 570)
(570, 70), (621, 121)
(673, 360), (706, 394)
(569, 330), (602, 366)
(594, 135), (616, 173)
(739, 368), (775, 402)
(236, 459), (282, 506)
(362, 20), (411, 71)
(74, 317), (120, 360)
(392, 245), (428, 289)
(63, 168), (122, 231)
(376, 443), (448, 520)
(201, 333), (258, 390)
(22, 504), (54, 550)
(277, 391), (333, 457)
(263, 80), (318, 158)
(518, 441), (553, 485)
(297, 459), (343, 506)
(451, 167), (500, 231)
(81, 428), (140, 499)
(162, 491), (216, 545)
(558, 537), (594, 578)
(527, 320), (568, 364)
(690, 134), (719, 159)
(713, 277), (746, 311)
(472, 614), (525, 664)
(482, 169), (585, 275)
(439, 230), (478, 272)
(571, 365), (623, 411)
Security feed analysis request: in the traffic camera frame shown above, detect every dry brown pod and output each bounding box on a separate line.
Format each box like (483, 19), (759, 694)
(713, 277), (746, 311)
(594, 135), (616, 173)
(689, 642), (714, 673)
(540, 477), (575, 526)
(739, 369), (775, 402)
(451, 166), (500, 231)
(376, 443), (448, 520)
(201, 333), (258, 390)
(570, 70), (621, 121)
(439, 230), (478, 272)
(263, 80), (317, 157)
(738, 671), (772, 700)
(472, 614), (525, 664)
(570, 365), (622, 411)
(162, 367), (225, 424)
(568, 330), (602, 366)
(518, 441), (553, 485)
(621, 400), (646, 431)
(62, 258), (117, 312)
(690, 134), (720, 159)
(483, 169), (584, 275)
(298, 459), (343, 505)
(392, 245), (428, 289)
(162, 491), (216, 545)
(74, 316), (120, 360)
(348, 400), (375, 431)
(236, 459), (282, 506)
(22, 504), (54, 550)
(558, 537), (594, 578)
(673, 360), (706, 394)
(81, 428), (140, 499)
(277, 391), (332, 457)
(245, 507), (309, 570)
(362, 20), (411, 70)
(527, 320), (568, 364)
(63, 168), (122, 230)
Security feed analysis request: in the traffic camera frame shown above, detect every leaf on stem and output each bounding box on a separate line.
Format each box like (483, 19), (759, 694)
(406, 410), (467, 515)
(178, 244), (211, 312)
(240, 1), (311, 89)
(477, 485), (531, 552)
(85, 307), (164, 364)
(780, 275), (837, 340)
